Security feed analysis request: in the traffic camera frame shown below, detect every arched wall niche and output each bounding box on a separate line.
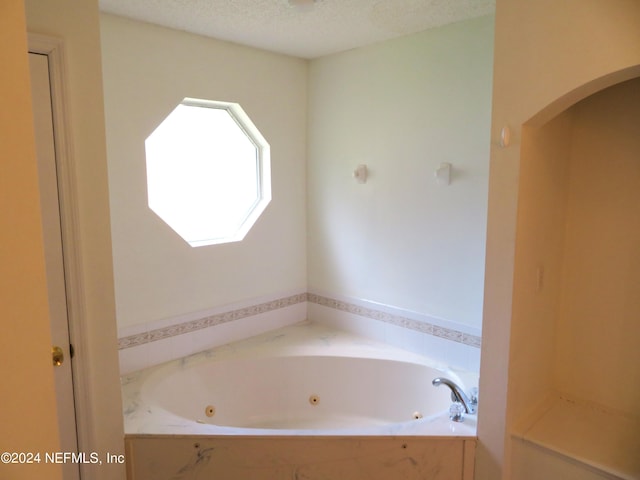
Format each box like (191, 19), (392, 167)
(524, 64), (640, 128)
(508, 67), (640, 479)
(478, 4), (640, 479)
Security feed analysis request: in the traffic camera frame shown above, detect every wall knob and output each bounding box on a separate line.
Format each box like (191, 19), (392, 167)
(353, 164), (368, 183)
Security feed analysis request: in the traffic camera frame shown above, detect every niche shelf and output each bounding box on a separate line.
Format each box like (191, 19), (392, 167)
(512, 395), (640, 479)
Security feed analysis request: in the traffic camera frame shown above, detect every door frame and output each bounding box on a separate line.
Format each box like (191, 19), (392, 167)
(28, 33), (94, 475)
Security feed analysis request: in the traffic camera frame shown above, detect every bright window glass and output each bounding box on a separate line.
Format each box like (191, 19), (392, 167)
(145, 99), (270, 246)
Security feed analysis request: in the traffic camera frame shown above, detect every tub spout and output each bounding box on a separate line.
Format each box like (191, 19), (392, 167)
(432, 377), (477, 414)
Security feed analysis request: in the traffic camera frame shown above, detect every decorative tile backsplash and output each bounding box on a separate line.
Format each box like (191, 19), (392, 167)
(118, 292), (481, 350)
(118, 293), (307, 350)
(307, 293), (481, 348)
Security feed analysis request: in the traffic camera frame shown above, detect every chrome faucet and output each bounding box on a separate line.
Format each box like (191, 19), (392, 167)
(432, 377), (478, 415)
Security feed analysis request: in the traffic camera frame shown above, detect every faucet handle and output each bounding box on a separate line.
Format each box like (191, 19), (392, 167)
(449, 402), (465, 422)
(469, 387), (479, 405)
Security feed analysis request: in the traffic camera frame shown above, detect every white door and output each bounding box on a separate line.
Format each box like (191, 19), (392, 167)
(29, 52), (80, 480)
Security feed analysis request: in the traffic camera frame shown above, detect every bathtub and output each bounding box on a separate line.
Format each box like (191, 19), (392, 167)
(122, 322), (478, 479)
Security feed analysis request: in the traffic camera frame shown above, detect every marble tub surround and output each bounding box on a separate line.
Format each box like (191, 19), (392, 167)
(123, 323), (478, 479)
(126, 436), (476, 480)
(121, 322), (479, 437)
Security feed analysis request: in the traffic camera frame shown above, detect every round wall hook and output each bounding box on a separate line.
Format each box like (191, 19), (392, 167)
(353, 164), (368, 183)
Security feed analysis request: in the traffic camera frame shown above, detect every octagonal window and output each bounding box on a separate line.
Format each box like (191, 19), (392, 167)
(145, 98), (271, 247)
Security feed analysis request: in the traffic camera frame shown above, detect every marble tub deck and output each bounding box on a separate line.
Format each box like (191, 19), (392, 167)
(121, 321), (478, 438)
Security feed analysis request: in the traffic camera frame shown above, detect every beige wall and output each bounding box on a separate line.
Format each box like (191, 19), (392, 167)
(100, 14), (308, 329)
(24, 0), (125, 478)
(509, 110), (574, 425)
(509, 77), (640, 422)
(556, 78), (640, 414)
(0, 1), (62, 478)
(505, 71), (640, 480)
(481, 1), (640, 478)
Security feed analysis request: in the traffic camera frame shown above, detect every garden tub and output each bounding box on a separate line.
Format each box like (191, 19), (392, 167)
(122, 322), (478, 479)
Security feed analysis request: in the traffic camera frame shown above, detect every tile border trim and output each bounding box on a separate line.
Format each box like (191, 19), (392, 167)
(118, 292), (481, 350)
(307, 293), (481, 349)
(117, 293), (307, 350)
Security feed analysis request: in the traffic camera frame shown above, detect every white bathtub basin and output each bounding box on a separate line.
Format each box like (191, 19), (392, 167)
(121, 322), (477, 436)
(149, 355), (457, 430)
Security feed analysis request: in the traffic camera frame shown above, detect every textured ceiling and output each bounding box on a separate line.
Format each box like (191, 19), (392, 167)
(98, 0), (495, 59)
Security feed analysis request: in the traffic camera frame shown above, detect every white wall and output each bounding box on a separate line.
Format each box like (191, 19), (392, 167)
(307, 16), (494, 330)
(100, 14), (308, 329)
